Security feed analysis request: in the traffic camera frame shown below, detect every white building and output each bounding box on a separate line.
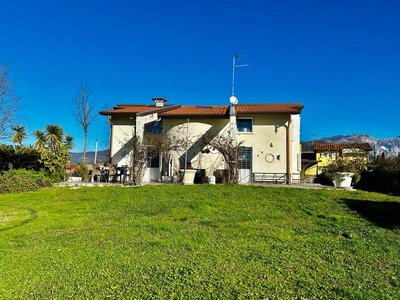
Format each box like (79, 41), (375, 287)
(100, 98), (304, 184)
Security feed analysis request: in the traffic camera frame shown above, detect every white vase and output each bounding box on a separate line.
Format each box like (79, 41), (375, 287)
(333, 172), (353, 188)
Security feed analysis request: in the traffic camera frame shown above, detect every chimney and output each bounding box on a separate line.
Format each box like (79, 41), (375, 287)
(152, 97), (168, 107)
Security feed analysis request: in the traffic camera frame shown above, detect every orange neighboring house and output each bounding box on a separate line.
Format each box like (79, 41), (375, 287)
(303, 142), (373, 182)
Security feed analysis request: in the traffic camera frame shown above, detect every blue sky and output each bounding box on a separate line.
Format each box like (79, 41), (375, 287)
(2, 0), (399, 152)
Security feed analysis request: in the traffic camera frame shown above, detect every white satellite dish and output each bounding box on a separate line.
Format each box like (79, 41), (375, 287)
(229, 95), (238, 105)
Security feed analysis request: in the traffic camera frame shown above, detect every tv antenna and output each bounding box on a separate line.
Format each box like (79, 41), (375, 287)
(231, 53), (249, 97)
(229, 53), (249, 105)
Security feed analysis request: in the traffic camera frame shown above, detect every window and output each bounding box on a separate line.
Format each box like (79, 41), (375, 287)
(237, 118), (253, 133)
(320, 151), (336, 158)
(238, 147), (252, 169)
(146, 120), (162, 133)
(147, 154), (160, 168)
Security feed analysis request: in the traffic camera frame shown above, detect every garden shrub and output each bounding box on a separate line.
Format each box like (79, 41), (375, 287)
(47, 170), (65, 183)
(0, 169), (54, 194)
(0, 144), (43, 171)
(356, 156), (400, 195)
(71, 164), (90, 181)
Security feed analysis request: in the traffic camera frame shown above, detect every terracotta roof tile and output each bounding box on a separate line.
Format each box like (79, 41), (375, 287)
(159, 106), (228, 117)
(313, 143), (373, 151)
(99, 105), (155, 115)
(236, 103), (304, 114)
(99, 103), (304, 117)
(99, 105), (180, 116)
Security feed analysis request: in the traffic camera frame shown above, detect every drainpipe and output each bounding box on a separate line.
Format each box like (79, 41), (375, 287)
(286, 115), (292, 184)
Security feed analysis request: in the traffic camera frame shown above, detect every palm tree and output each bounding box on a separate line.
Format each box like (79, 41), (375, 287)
(63, 134), (74, 151)
(45, 124), (64, 152)
(33, 124), (74, 178)
(11, 125), (27, 145)
(33, 129), (46, 149)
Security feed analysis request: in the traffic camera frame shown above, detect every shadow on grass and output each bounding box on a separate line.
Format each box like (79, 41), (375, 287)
(343, 199), (400, 229)
(0, 205), (38, 232)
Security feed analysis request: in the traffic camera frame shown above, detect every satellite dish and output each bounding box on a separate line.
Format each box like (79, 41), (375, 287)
(229, 95), (238, 105)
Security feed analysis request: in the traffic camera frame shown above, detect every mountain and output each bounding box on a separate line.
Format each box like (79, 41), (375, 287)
(302, 134), (400, 157)
(70, 150), (109, 165)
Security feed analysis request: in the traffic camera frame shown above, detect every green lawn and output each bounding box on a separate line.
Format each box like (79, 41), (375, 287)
(0, 185), (399, 299)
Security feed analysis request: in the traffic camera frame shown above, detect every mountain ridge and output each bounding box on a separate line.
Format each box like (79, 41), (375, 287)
(70, 150), (109, 164)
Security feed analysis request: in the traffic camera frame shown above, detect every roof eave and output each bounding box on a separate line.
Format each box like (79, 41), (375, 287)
(136, 105), (182, 116)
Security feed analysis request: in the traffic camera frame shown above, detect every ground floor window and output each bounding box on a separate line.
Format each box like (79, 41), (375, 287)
(238, 147), (252, 169)
(147, 155), (160, 168)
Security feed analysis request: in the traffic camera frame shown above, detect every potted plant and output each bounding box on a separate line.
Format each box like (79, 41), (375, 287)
(179, 165), (197, 185)
(323, 156), (368, 188)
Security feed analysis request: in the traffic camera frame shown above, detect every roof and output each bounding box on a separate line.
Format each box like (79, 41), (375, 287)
(99, 104), (182, 116)
(236, 103), (304, 114)
(99, 103), (304, 117)
(159, 106), (228, 117)
(313, 142), (373, 152)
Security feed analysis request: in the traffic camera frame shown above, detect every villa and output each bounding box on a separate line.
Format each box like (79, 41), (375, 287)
(100, 97), (304, 184)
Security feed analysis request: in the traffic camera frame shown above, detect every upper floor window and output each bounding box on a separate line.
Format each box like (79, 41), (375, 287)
(237, 118), (253, 133)
(146, 120), (162, 133)
(320, 151), (336, 158)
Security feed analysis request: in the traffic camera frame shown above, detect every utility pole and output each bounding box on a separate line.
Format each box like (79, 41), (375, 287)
(94, 139), (98, 164)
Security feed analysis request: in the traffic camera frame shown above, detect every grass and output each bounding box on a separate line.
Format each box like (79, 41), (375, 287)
(0, 184), (399, 299)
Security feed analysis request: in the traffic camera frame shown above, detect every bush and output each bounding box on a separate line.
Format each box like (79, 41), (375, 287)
(357, 156), (400, 195)
(0, 169), (54, 194)
(71, 164), (90, 181)
(47, 170), (65, 183)
(0, 144), (43, 171)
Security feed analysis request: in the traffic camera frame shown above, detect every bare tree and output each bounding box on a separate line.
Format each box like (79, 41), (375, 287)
(0, 63), (22, 141)
(125, 130), (177, 185)
(71, 82), (97, 163)
(121, 125), (189, 185)
(129, 133), (148, 185)
(203, 127), (244, 184)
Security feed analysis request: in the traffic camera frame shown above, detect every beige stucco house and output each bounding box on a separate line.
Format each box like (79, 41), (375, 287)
(99, 98), (304, 184)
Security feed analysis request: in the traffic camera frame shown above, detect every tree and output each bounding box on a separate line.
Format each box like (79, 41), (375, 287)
(205, 127), (244, 184)
(45, 124), (64, 152)
(71, 83), (97, 163)
(34, 124), (74, 180)
(33, 129), (46, 149)
(123, 126), (187, 185)
(123, 131), (168, 185)
(0, 63), (23, 141)
(11, 125), (27, 145)
(128, 133), (148, 185)
(63, 134), (74, 150)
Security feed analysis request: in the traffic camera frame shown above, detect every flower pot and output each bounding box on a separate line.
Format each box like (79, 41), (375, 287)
(180, 169), (196, 185)
(333, 172), (353, 188)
